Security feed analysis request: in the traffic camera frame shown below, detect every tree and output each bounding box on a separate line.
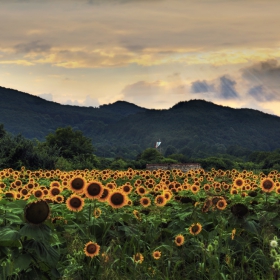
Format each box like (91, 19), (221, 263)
(44, 126), (95, 160)
(140, 148), (163, 163)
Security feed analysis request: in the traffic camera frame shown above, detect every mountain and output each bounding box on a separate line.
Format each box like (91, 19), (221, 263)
(1, 86), (280, 158)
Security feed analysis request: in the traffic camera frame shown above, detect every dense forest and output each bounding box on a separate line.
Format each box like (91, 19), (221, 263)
(1, 86), (280, 161)
(0, 124), (279, 172)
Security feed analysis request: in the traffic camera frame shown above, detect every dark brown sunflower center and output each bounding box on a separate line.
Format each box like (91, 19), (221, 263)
(235, 179), (243, 186)
(100, 189), (109, 199)
(111, 193), (124, 205)
(142, 199), (149, 205)
(87, 183), (101, 196)
(263, 180), (273, 190)
(139, 188), (145, 194)
(34, 190), (42, 197)
(191, 225), (199, 233)
(123, 186), (130, 192)
(70, 197), (82, 208)
(71, 178), (84, 190)
(51, 188), (60, 195)
(87, 244), (97, 254)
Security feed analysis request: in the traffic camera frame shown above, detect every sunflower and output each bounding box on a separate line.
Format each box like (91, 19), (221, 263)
(233, 177), (245, 188)
(174, 234), (185, 246)
(54, 195), (64, 204)
(154, 195), (167, 207)
(152, 250), (161, 260)
(24, 200), (50, 224)
(260, 178), (275, 193)
(98, 187), (110, 202)
(93, 208), (102, 218)
(33, 189), (44, 199)
(136, 186), (147, 196)
(216, 198), (227, 210)
(122, 184), (133, 194)
(203, 184), (211, 192)
(49, 186), (61, 197)
(189, 223), (202, 236)
(230, 203), (248, 218)
(140, 197), (151, 207)
(133, 210), (141, 220)
(230, 188), (238, 195)
(133, 253), (144, 264)
(66, 194), (85, 212)
(191, 185), (200, 194)
(275, 186), (280, 194)
(69, 176), (86, 194)
(84, 241), (100, 258)
(108, 191), (128, 209)
(50, 181), (61, 188)
(85, 181), (104, 199)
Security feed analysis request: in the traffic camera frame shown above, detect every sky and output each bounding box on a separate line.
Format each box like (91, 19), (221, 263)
(0, 0), (280, 116)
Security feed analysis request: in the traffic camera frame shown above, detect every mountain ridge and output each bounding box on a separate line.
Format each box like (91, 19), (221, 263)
(0, 86), (280, 158)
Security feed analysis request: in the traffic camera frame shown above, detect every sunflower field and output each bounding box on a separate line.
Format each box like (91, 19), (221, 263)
(1, 167), (280, 280)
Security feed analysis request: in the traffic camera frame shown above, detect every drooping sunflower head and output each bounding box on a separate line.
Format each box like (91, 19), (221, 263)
(24, 200), (50, 225)
(174, 234), (185, 246)
(84, 241), (100, 258)
(93, 208), (102, 218)
(133, 253), (144, 264)
(189, 223), (202, 236)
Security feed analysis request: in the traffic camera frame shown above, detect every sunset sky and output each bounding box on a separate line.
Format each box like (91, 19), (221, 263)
(1, 0), (280, 116)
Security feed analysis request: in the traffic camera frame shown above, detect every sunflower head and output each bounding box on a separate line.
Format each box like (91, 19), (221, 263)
(189, 223), (202, 236)
(66, 194), (85, 212)
(174, 234), (185, 246)
(108, 191), (128, 209)
(152, 250), (161, 260)
(24, 200), (50, 225)
(261, 178), (275, 193)
(133, 253), (144, 264)
(84, 241), (100, 258)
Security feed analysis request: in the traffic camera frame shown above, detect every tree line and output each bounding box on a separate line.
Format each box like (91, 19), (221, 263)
(0, 124), (279, 172)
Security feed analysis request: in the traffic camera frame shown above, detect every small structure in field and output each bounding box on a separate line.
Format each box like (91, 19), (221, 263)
(146, 163), (201, 172)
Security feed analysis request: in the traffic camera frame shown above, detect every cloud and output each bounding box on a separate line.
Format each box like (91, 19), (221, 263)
(14, 40), (51, 54)
(38, 93), (53, 101)
(190, 80), (215, 93)
(247, 85), (279, 102)
(241, 59), (280, 101)
(64, 95), (99, 107)
(219, 75), (239, 99)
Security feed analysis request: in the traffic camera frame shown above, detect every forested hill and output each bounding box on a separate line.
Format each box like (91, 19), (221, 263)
(1, 85), (280, 158)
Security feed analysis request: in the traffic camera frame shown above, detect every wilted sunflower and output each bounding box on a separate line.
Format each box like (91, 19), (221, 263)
(24, 200), (50, 224)
(108, 191), (128, 209)
(140, 197), (151, 207)
(189, 223), (202, 236)
(85, 181), (104, 199)
(174, 234), (185, 246)
(230, 203), (248, 218)
(69, 176), (86, 194)
(84, 241), (100, 258)
(260, 178), (275, 193)
(133, 253), (144, 264)
(66, 194), (85, 212)
(93, 208), (102, 218)
(154, 195), (167, 207)
(152, 250), (161, 260)
(133, 209), (141, 220)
